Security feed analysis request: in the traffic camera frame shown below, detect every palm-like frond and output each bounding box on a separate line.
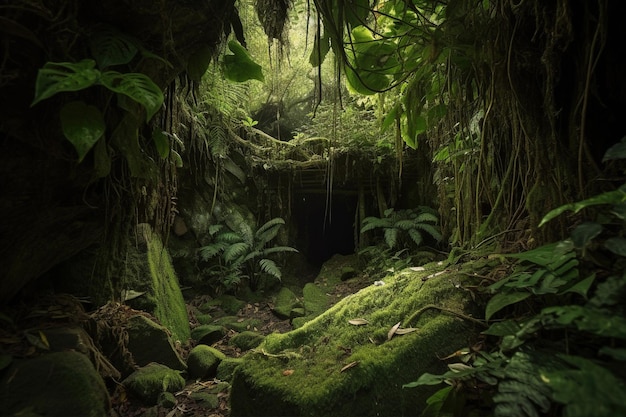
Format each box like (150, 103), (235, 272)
(360, 216), (390, 233)
(255, 218), (286, 243)
(407, 229), (424, 247)
(198, 242), (228, 261)
(262, 246), (299, 256)
(384, 227), (398, 249)
(216, 231), (244, 243)
(413, 223), (443, 242)
(223, 242), (249, 263)
(415, 212), (439, 224)
(259, 258), (281, 279)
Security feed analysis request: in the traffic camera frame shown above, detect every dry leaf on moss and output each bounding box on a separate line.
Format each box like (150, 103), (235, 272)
(394, 327), (418, 335)
(388, 321), (401, 340)
(340, 361), (359, 372)
(348, 318), (368, 325)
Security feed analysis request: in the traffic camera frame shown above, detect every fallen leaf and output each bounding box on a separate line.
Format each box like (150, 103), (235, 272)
(394, 327), (418, 335)
(340, 361), (359, 372)
(282, 369), (294, 376)
(387, 321), (402, 340)
(410, 266), (426, 271)
(348, 318), (368, 325)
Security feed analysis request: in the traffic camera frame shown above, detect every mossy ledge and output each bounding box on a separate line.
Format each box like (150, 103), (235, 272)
(230, 262), (484, 417)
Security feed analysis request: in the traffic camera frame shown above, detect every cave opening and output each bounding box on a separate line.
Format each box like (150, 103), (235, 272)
(293, 191), (357, 267)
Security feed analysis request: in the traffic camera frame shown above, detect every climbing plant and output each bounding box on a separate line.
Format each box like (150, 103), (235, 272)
(403, 140), (626, 417)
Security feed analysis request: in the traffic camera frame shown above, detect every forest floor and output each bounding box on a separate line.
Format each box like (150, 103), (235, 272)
(111, 269), (372, 417)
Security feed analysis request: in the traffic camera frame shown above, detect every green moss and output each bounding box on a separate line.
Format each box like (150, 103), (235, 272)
(231, 261), (483, 416)
(217, 294), (246, 314)
(191, 324), (226, 345)
(145, 229), (191, 343)
(187, 345), (226, 379)
(302, 283), (329, 316)
(314, 254), (360, 292)
(229, 331), (265, 351)
(189, 392), (219, 408)
(214, 316), (262, 333)
(216, 357), (243, 381)
(123, 363), (185, 405)
(272, 286), (302, 319)
(0, 351), (110, 417)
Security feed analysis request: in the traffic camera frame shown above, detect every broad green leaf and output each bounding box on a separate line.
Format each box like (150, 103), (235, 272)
(90, 29), (138, 69)
(187, 46), (212, 82)
(571, 222), (602, 249)
(604, 237), (626, 257)
(504, 241), (573, 268)
(345, 65), (390, 95)
(485, 291), (531, 320)
(482, 320), (521, 336)
(539, 189), (626, 227)
(560, 273), (595, 298)
(32, 59), (100, 106)
(151, 129), (170, 159)
(100, 71), (163, 121)
(599, 346), (626, 361)
(381, 105), (398, 132)
(310, 32), (331, 67)
(602, 136), (626, 162)
(60, 101), (105, 162)
(223, 40), (264, 83)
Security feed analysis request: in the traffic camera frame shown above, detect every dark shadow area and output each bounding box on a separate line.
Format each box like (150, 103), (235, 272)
(293, 192), (357, 266)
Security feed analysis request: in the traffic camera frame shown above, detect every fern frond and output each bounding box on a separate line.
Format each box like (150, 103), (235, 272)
(223, 242), (249, 263)
(384, 228), (398, 249)
(407, 229), (424, 247)
(361, 217), (389, 233)
(198, 242), (227, 261)
(394, 219), (417, 231)
(259, 258), (281, 279)
(256, 217), (286, 237)
(415, 212), (439, 224)
(414, 223), (443, 242)
(238, 223), (254, 246)
(216, 231), (244, 243)
(263, 246), (299, 256)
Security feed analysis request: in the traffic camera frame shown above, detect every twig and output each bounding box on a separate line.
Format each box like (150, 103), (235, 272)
(404, 304), (487, 328)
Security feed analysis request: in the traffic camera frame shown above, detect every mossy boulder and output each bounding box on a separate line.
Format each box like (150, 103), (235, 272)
(292, 283), (330, 329)
(272, 286), (302, 319)
(0, 351), (110, 417)
(215, 315), (262, 333)
(217, 357), (244, 381)
(123, 363), (185, 405)
(230, 331), (266, 351)
(125, 225), (190, 343)
(127, 315), (186, 371)
(187, 345), (227, 379)
(230, 262), (483, 417)
(314, 254), (359, 291)
(191, 324), (226, 345)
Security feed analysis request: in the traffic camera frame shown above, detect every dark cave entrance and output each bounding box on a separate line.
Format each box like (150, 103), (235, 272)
(293, 191), (357, 266)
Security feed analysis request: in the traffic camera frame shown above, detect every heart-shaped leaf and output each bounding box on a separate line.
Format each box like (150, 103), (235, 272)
(60, 101), (105, 162)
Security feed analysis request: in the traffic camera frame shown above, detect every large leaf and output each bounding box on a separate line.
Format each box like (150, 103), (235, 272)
(59, 101), (105, 162)
(32, 59), (100, 106)
(310, 32), (331, 67)
(90, 29), (138, 69)
(223, 40), (264, 83)
(539, 188), (626, 227)
(485, 291), (531, 321)
(152, 129), (170, 159)
(187, 45), (212, 82)
(602, 136), (626, 162)
(100, 71), (164, 121)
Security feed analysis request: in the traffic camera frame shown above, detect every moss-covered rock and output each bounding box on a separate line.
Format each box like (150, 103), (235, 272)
(272, 286), (301, 319)
(0, 351), (110, 417)
(187, 345), (226, 379)
(127, 315), (186, 371)
(314, 254), (359, 292)
(123, 363), (185, 405)
(191, 324), (226, 345)
(217, 294), (247, 315)
(217, 357), (243, 381)
(230, 262), (483, 417)
(214, 315), (262, 333)
(229, 331), (266, 351)
(302, 283), (329, 316)
(125, 225), (190, 344)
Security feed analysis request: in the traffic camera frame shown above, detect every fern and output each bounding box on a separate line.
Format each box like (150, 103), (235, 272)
(196, 217), (298, 291)
(360, 206), (442, 250)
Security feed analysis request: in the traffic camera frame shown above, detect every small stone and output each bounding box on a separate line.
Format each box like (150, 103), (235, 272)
(123, 363), (185, 405)
(187, 344), (226, 379)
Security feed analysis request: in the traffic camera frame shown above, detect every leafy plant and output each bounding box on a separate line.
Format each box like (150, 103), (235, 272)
(360, 206), (442, 250)
(198, 218), (298, 292)
(30, 28), (165, 164)
(404, 141), (626, 417)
